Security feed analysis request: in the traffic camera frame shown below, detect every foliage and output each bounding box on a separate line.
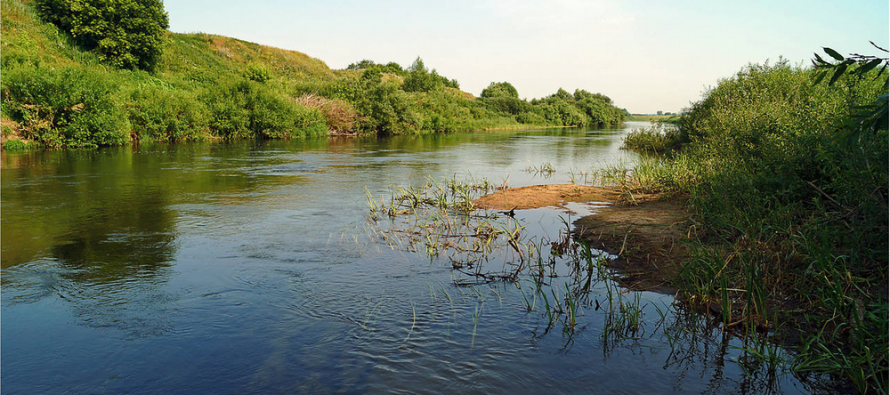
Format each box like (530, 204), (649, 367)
(203, 80), (327, 139)
(812, 42), (889, 139)
(351, 78), (420, 135)
(2, 0), (625, 147)
(35, 0), (169, 70)
(126, 85), (210, 142)
(243, 63), (272, 83)
(294, 93), (359, 134)
(1, 139), (39, 151)
(480, 81), (518, 98)
(346, 59), (405, 75)
(2, 65), (131, 147)
(402, 57), (459, 92)
(531, 88), (625, 127)
(622, 123), (684, 153)
(620, 59), (887, 392)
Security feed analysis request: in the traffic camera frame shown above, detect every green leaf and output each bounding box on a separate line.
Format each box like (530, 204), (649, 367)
(813, 70), (827, 85)
(823, 47), (845, 61)
(813, 53), (828, 65)
(828, 64), (848, 86)
(857, 59), (882, 75)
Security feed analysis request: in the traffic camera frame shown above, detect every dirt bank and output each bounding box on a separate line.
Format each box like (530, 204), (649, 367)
(473, 184), (692, 292)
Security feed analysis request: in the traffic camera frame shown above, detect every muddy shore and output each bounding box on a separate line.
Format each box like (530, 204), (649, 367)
(473, 184), (692, 293)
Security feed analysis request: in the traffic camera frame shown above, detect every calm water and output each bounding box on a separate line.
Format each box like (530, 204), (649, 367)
(2, 123), (819, 394)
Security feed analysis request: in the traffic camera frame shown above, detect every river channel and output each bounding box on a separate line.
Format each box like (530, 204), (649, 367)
(2, 123), (821, 394)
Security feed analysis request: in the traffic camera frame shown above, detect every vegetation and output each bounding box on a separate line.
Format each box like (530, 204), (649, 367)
(36, 0), (169, 70)
(616, 56), (888, 392)
(1, 0), (625, 149)
(621, 122), (684, 153)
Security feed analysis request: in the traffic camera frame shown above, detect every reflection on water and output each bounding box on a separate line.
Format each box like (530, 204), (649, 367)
(1, 124), (824, 394)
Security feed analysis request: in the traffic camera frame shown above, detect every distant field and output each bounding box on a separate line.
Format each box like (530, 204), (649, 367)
(627, 114), (674, 122)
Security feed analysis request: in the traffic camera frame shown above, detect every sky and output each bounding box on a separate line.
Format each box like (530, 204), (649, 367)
(163, 0), (889, 114)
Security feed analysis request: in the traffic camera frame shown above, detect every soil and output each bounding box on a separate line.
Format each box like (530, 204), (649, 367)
(473, 184), (693, 293)
(472, 184), (623, 210)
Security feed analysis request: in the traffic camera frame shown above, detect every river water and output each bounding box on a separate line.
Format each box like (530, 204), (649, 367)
(2, 123), (820, 394)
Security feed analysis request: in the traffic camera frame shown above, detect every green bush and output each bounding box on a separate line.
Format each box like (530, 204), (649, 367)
(243, 63), (272, 83)
(640, 61), (888, 391)
(127, 86), (210, 141)
(204, 80), (327, 139)
(480, 96), (530, 115)
(480, 81), (518, 98)
(402, 57), (458, 93)
(622, 124), (683, 153)
(2, 66), (131, 147)
(2, 139), (37, 151)
(516, 110), (546, 125)
(352, 79), (420, 135)
(36, 0), (169, 70)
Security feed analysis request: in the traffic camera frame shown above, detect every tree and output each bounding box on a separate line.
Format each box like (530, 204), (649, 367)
(480, 81), (518, 98)
(37, 0), (169, 70)
(401, 57), (458, 92)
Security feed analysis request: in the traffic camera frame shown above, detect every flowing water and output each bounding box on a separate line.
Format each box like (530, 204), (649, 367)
(2, 123), (821, 394)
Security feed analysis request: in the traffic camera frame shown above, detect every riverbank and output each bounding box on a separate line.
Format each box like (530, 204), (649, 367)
(1, 0), (625, 150)
(613, 60), (888, 393)
(473, 184), (689, 293)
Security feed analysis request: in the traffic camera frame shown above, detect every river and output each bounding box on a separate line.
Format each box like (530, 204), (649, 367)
(1, 122), (820, 394)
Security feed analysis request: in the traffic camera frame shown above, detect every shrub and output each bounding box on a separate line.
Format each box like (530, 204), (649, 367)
(402, 57), (458, 93)
(294, 93), (359, 134)
(622, 124), (683, 153)
(2, 139), (37, 151)
(127, 86), (210, 141)
(2, 66), (131, 147)
(243, 63), (272, 83)
(516, 110), (546, 125)
(204, 80), (327, 139)
(480, 81), (518, 98)
(36, 0), (169, 70)
(480, 96), (530, 115)
(352, 79), (419, 135)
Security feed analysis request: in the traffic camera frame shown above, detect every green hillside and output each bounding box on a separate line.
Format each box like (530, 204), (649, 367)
(0, 0), (626, 149)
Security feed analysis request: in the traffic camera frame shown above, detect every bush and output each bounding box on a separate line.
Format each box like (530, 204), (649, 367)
(402, 57), (458, 93)
(127, 86), (210, 141)
(650, 61), (888, 391)
(294, 93), (359, 134)
(36, 0), (169, 70)
(204, 80), (327, 139)
(516, 110), (546, 125)
(352, 79), (420, 135)
(2, 66), (131, 147)
(244, 63), (272, 83)
(2, 139), (37, 151)
(480, 96), (530, 115)
(622, 124), (683, 153)
(480, 81), (518, 98)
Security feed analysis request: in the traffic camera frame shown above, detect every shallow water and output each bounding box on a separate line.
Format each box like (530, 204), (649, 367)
(2, 123), (820, 394)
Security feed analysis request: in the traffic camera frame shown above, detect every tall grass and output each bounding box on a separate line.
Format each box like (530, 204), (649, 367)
(614, 60), (888, 392)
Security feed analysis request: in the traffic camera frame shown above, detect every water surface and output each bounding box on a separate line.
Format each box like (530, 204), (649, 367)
(2, 123), (819, 394)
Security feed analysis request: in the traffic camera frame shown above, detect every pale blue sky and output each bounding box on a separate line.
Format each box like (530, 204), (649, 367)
(164, 0), (888, 113)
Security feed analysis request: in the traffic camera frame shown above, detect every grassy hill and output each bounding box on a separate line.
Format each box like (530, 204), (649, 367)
(1, 0), (626, 149)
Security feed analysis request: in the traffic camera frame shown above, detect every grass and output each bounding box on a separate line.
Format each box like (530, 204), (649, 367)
(610, 60), (888, 393)
(621, 123), (684, 153)
(1, 0), (626, 148)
